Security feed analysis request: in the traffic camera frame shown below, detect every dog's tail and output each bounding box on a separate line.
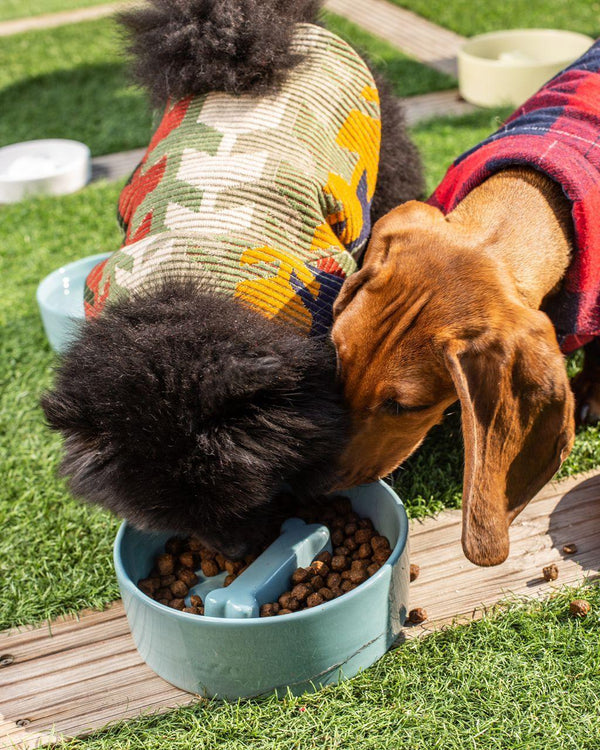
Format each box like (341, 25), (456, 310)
(118, 0), (323, 106)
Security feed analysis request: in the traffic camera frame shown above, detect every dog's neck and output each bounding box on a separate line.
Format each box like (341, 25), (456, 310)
(447, 167), (573, 310)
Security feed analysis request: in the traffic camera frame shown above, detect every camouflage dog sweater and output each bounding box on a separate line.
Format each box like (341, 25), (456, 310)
(84, 23), (381, 336)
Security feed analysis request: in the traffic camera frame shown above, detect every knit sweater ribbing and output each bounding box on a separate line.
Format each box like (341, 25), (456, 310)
(84, 23), (381, 336)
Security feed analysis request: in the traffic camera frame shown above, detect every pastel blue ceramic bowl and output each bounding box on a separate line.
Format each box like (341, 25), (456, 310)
(36, 253), (110, 353)
(114, 481), (409, 699)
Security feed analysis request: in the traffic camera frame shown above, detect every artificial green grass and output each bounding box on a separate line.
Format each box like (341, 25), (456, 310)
(0, 0), (109, 22)
(411, 107), (514, 194)
(0, 12), (454, 158)
(390, 0), (600, 38)
(0, 181), (125, 631)
(0, 18), (153, 156)
(57, 584), (600, 749)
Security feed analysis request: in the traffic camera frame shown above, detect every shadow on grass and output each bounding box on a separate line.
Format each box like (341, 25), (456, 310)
(0, 62), (153, 157)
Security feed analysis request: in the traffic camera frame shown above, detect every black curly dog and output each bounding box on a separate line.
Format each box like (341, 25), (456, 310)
(42, 0), (424, 558)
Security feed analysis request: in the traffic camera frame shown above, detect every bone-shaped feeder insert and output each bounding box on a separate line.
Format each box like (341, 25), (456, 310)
(187, 519), (331, 618)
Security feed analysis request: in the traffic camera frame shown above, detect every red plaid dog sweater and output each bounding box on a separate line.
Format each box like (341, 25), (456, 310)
(429, 39), (600, 353)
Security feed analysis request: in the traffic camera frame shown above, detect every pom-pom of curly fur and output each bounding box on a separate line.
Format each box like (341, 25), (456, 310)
(118, 0), (322, 106)
(42, 281), (349, 558)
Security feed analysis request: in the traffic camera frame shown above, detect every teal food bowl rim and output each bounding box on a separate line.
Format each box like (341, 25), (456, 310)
(36, 252), (111, 317)
(113, 480), (409, 626)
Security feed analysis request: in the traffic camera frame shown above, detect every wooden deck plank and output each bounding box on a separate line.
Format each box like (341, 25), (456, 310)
(2, 470), (599, 749)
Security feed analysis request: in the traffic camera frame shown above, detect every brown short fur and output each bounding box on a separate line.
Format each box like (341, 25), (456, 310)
(331, 168), (595, 566)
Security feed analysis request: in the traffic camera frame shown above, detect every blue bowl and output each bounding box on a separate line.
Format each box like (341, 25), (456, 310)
(36, 253), (110, 353)
(114, 481), (409, 699)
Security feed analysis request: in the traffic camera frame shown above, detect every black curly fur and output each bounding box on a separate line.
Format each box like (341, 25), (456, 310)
(42, 1), (425, 556)
(42, 282), (349, 558)
(118, 0), (323, 106)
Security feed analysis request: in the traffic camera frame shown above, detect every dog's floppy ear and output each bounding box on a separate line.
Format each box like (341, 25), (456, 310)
(444, 307), (575, 566)
(333, 201), (446, 318)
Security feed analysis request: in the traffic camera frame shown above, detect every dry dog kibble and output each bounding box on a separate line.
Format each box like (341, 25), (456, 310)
(331, 555), (349, 571)
(291, 567), (311, 585)
(156, 553), (175, 576)
(409, 564), (420, 582)
(138, 578), (158, 596)
(349, 568), (368, 585)
(563, 543), (578, 554)
(291, 583), (312, 602)
(310, 560), (329, 577)
(183, 606), (203, 615)
(187, 537), (203, 553)
(371, 536), (390, 552)
(306, 591), (324, 607)
(260, 603), (280, 617)
(569, 599), (591, 617)
(316, 550), (332, 565)
(155, 587), (172, 601)
(201, 559), (220, 578)
(171, 579), (189, 598)
(331, 528), (345, 546)
(178, 551), (195, 569)
(141, 494), (394, 618)
(542, 563), (559, 581)
(373, 548), (391, 565)
(178, 569), (199, 587)
(344, 537), (358, 552)
(355, 528), (374, 544)
(407, 607), (427, 624)
(225, 560), (244, 575)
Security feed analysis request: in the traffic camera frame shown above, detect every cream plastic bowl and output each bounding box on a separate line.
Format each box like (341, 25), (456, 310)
(458, 29), (594, 107)
(0, 139), (91, 203)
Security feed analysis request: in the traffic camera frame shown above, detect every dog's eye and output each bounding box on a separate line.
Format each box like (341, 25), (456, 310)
(380, 398), (431, 416)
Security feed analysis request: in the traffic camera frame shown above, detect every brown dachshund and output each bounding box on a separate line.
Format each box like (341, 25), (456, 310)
(331, 166), (600, 567)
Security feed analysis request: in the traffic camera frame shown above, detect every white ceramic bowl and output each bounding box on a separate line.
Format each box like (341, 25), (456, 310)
(0, 139), (91, 203)
(458, 29), (594, 107)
